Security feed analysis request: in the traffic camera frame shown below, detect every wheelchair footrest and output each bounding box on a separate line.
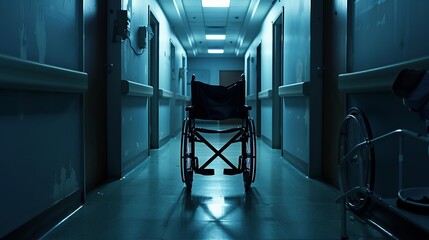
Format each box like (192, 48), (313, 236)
(223, 168), (242, 175)
(195, 168), (215, 175)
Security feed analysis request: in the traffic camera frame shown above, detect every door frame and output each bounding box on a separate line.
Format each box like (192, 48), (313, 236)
(271, 10), (284, 149)
(219, 70), (243, 86)
(256, 43), (262, 138)
(149, 11), (159, 149)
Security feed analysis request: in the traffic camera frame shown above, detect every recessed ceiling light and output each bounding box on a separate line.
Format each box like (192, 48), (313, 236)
(202, 0), (230, 8)
(206, 34), (226, 40)
(208, 49), (224, 54)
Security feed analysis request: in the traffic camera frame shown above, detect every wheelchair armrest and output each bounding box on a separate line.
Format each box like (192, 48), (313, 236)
(185, 105), (195, 112)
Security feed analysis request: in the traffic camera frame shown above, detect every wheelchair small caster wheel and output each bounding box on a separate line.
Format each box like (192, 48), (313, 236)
(185, 171), (193, 191)
(243, 171), (251, 192)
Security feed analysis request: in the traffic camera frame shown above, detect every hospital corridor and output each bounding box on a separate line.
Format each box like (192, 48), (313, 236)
(2, 0), (429, 239)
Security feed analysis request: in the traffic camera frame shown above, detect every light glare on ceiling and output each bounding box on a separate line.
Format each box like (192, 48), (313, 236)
(202, 0), (230, 8)
(206, 34), (226, 40)
(208, 49), (224, 54)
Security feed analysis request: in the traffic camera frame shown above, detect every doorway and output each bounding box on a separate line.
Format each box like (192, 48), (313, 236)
(246, 55), (251, 94)
(256, 43), (262, 138)
(170, 42), (176, 135)
(84, 0), (107, 191)
(219, 70), (242, 86)
(219, 70), (243, 125)
(149, 11), (159, 149)
(181, 56), (186, 95)
(272, 11), (283, 149)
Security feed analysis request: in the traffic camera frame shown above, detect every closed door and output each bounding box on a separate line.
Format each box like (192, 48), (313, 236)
(219, 70), (244, 124)
(219, 70), (243, 86)
(149, 12), (159, 149)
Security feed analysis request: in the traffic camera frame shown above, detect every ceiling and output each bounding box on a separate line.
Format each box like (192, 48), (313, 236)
(157, 0), (275, 58)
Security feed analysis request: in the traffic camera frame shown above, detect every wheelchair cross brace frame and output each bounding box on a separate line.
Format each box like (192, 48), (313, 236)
(192, 127), (245, 175)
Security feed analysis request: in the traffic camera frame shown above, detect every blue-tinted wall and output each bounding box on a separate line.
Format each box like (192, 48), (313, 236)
(0, 0), (186, 237)
(245, 0), (323, 177)
(0, 1), (85, 238)
(187, 57), (244, 86)
(282, 0), (311, 167)
(0, 0), (82, 70)
(0, 89), (83, 238)
(119, 0), (151, 172)
(350, 0), (429, 71)
(346, 0), (429, 197)
(244, 0), (429, 189)
(152, 1), (187, 144)
(107, 0), (187, 177)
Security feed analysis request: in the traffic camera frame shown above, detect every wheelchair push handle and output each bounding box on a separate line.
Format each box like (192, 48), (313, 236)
(191, 73), (244, 82)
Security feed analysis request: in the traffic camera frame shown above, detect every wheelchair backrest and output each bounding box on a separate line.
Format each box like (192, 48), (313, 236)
(190, 74), (246, 120)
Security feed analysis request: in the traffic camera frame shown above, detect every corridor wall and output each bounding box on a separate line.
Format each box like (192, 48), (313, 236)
(245, 2), (282, 148)
(0, 1), (86, 238)
(245, 0), (323, 178)
(281, 0), (311, 173)
(107, 0), (149, 178)
(150, 1), (187, 146)
(169, 45), (188, 137)
(341, 0), (429, 197)
(107, 0), (187, 178)
(187, 57), (244, 86)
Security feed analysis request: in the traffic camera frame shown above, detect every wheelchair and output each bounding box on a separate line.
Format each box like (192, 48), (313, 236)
(180, 74), (256, 192)
(337, 69), (429, 239)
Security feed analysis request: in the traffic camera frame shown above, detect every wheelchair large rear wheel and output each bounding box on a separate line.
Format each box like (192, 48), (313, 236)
(243, 118), (257, 191)
(180, 118), (193, 190)
(338, 107), (375, 212)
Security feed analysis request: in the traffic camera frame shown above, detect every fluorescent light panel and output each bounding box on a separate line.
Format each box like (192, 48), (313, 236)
(206, 34), (226, 40)
(202, 0), (230, 8)
(208, 49), (224, 54)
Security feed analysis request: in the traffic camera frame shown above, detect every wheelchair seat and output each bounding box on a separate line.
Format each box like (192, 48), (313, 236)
(180, 74), (256, 192)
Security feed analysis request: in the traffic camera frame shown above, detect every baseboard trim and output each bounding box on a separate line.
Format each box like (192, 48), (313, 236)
(171, 128), (181, 138)
(3, 190), (82, 240)
(261, 135), (272, 147)
(352, 197), (429, 239)
(282, 149), (308, 176)
(123, 149), (149, 174)
(159, 135), (170, 148)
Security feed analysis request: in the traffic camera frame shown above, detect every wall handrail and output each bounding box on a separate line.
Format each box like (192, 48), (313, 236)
(159, 88), (173, 99)
(121, 80), (153, 97)
(175, 94), (190, 101)
(279, 81), (310, 97)
(338, 56), (429, 93)
(258, 89), (272, 100)
(0, 54), (87, 93)
(246, 93), (257, 101)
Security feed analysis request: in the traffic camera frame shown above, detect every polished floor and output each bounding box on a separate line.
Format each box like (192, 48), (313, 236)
(41, 124), (385, 239)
